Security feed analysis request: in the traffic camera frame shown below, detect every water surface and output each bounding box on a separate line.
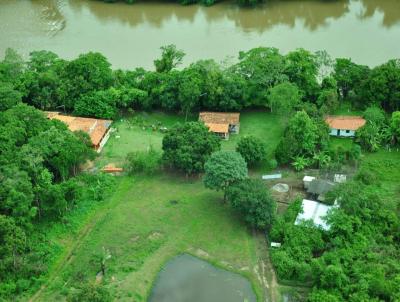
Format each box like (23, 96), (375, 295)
(1, 0), (400, 68)
(149, 254), (257, 302)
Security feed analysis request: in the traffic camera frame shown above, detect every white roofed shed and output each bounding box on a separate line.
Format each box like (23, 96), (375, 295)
(295, 199), (334, 231)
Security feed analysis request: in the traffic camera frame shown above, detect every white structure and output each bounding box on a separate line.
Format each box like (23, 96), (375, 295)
(271, 242), (281, 248)
(334, 174), (347, 183)
(262, 173), (282, 180)
(295, 199), (334, 231)
(303, 176), (316, 189)
(325, 116), (366, 137)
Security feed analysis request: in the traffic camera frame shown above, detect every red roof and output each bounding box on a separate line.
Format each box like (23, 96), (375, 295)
(325, 116), (366, 131)
(205, 123), (229, 134)
(46, 112), (112, 146)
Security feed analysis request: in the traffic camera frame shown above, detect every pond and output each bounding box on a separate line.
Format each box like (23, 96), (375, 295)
(148, 254), (257, 302)
(1, 0), (400, 69)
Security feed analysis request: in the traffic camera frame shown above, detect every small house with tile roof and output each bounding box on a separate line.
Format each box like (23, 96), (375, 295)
(325, 115), (366, 137)
(199, 112), (240, 140)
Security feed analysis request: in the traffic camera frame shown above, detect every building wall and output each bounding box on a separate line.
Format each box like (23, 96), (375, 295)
(329, 128), (355, 137)
(96, 128), (112, 153)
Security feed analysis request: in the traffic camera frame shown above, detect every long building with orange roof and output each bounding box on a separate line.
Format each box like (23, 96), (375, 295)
(46, 112), (112, 152)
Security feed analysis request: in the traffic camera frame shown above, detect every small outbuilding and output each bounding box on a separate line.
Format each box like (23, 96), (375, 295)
(303, 176), (316, 189)
(325, 115), (366, 137)
(199, 112), (240, 139)
(295, 199), (334, 231)
(307, 179), (335, 202)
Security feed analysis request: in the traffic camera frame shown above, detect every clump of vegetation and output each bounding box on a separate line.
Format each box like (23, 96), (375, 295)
(162, 122), (220, 176)
(67, 282), (111, 302)
(270, 180), (400, 300)
(227, 178), (276, 229)
(203, 151), (248, 202)
(236, 135), (266, 167)
(125, 147), (162, 175)
(275, 111), (329, 167)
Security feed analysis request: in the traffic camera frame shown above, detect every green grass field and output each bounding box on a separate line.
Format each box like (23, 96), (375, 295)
(97, 110), (286, 170)
(32, 108), (400, 302)
(36, 110), (288, 302)
(38, 175), (264, 301)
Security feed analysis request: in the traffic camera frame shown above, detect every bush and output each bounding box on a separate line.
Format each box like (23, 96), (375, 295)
(236, 136), (266, 167)
(354, 168), (377, 185)
(363, 106), (386, 127)
(125, 147), (161, 175)
(162, 122), (220, 175)
(67, 282), (111, 302)
(226, 179), (276, 229)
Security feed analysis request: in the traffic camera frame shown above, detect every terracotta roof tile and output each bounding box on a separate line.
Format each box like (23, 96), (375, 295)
(199, 112), (240, 125)
(46, 112), (112, 146)
(205, 123), (229, 134)
(325, 116), (366, 131)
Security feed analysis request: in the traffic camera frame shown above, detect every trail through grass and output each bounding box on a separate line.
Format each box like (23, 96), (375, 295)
(38, 175), (267, 301)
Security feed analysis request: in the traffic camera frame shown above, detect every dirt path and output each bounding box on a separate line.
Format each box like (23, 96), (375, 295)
(253, 231), (280, 302)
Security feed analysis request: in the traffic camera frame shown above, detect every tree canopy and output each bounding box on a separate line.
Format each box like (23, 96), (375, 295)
(227, 179), (276, 229)
(203, 151), (248, 201)
(162, 122), (220, 175)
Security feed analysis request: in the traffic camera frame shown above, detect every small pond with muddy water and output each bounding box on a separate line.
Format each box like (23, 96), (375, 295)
(148, 254), (257, 302)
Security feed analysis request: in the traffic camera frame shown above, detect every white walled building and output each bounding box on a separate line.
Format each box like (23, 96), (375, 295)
(325, 116), (366, 137)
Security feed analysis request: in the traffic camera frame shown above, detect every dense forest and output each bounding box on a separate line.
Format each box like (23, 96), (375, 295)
(0, 45), (399, 301)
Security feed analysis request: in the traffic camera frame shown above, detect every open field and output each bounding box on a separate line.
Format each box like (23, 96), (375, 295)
(34, 110), (288, 302)
(32, 109), (400, 302)
(97, 110), (286, 171)
(37, 175), (267, 301)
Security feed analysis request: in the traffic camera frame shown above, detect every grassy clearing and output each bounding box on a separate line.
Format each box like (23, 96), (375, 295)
(33, 109), (287, 302)
(360, 149), (400, 200)
(98, 110), (286, 172)
(38, 175), (264, 301)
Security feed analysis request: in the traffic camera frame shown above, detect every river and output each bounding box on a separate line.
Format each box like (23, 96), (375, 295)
(0, 0), (399, 69)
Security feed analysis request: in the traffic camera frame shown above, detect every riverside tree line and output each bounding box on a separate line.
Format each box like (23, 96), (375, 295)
(0, 45), (400, 301)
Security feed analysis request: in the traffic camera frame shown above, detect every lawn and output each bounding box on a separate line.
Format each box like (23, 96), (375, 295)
(360, 149), (400, 200)
(35, 110), (289, 302)
(37, 175), (265, 301)
(97, 110), (286, 171)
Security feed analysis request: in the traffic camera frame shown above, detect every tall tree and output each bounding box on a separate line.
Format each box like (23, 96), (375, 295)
(227, 179), (276, 229)
(162, 122), (220, 175)
(284, 49), (319, 101)
(333, 58), (369, 99)
(60, 52), (113, 110)
(154, 44), (185, 73)
(235, 47), (288, 105)
(203, 151), (248, 201)
(267, 82), (300, 114)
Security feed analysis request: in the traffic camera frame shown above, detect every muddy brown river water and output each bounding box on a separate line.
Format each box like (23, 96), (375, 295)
(1, 0), (399, 68)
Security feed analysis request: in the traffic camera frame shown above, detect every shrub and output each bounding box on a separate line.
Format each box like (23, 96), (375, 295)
(226, 179), (276, 229)
(363, 106), (386, 127)
(125, 147), (161, 175)
(354, 168), (377, 185)
(236, 136), (266, 167)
